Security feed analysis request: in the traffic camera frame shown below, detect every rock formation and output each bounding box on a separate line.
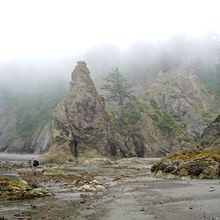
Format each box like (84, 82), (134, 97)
(0, 96), (18, 152)
(31, 124), (52, 154)
(145, 66), (217, 138)
(109, 99), (189, 158)
(200, 114), (220, 148)
(151, 114), (220, 179)
(1, 64), (218, 159)
(0, 96), (51, 154)
(44, 61), (121, 162)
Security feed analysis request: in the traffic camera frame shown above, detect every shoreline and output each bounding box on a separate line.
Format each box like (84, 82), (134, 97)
(0, 155), (220, 219)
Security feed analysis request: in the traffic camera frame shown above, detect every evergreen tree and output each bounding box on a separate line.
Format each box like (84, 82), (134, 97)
(101, 68), (132, 105)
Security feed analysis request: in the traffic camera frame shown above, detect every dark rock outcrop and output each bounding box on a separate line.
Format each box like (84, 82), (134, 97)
(44, 61), (122, 162)
(151, 150), (220, 179)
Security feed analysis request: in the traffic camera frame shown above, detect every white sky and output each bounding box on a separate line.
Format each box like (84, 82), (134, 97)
(0, 0), (220, 60)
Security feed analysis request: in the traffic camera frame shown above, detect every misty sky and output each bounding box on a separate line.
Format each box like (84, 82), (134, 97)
(0, 0), (220, 60)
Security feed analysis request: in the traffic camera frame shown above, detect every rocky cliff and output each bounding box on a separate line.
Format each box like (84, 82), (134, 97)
(0, 95), (51, 154)
(200, 114), (220, 148)
(1, 64), (218, 159)
(109, 99), (190, 157)
(44, 64), (219, 161)
(0, 96), (18, 152)
(109, 66), (218, 158)
(44, 61), (122, 162)
(145, 66), (217, 138)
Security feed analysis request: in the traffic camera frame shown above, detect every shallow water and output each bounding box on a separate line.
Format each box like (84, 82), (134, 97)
(0, 170), (19, 178)
(0, 196), (80, 220)
(0, 153), (39, 162)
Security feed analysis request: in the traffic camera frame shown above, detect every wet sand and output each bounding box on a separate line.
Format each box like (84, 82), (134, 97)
(0, 155), (220, 220)
(84, 178), (220, 220)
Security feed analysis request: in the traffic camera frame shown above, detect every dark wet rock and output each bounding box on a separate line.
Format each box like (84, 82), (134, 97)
(158, 162), (168, 171)
(163, 165), (176, 173)
(151, 149), (220, 179)
(150, 164), (158, 173)
(183, 162), (204, 176)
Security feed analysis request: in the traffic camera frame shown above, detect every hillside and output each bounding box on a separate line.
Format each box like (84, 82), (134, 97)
(0, 81), (67, 153)
(0, 34), (220, 156)
(145, 66), (217, 138)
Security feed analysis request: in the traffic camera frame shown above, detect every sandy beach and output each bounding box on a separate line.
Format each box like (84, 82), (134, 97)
(0, 154), (220, 220)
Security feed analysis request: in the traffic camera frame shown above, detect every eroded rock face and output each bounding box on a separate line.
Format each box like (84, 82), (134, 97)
(31, 124), (52, 154)
(0, 95), (52, 154)
(145, 66), (217, 138)
(200, 114), (220, 148)
(0, 96), (24, 153)
(0, 96), (16, 151)
(110, 100), (186, 158)
(44, 61), (121, 161)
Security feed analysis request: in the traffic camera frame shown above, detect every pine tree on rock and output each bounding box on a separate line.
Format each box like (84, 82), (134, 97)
(101, 68), (132, 105)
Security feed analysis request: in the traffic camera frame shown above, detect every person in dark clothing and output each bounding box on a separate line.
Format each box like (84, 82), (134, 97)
(29, 158), (39, 175)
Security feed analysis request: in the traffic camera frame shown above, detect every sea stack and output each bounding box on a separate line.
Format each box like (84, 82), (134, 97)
(43, 61), (119, 162)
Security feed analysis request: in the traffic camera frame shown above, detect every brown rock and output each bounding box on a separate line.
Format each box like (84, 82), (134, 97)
(179, 168), (189, 177)
(43, 61), (122, 162)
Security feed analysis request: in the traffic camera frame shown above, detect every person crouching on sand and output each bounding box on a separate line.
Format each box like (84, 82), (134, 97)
(29, 158), (39, 175)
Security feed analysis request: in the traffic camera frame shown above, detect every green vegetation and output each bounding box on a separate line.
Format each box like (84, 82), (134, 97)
(0, 176), (52, 201)
(202, 111), (213, 123)
(193, 60), (220, 102)
(163, 149), (220, 162)
(118, 103), (141, 125)
(108, 97), (190, 142)
(139, 98), (190, 141)
(101, 68), (132, 105)
(2, 84), (67, 144)
(108, 100), (142, 134)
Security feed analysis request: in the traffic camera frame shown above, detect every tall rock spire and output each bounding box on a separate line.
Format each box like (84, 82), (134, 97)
(43, 61), (120, 162)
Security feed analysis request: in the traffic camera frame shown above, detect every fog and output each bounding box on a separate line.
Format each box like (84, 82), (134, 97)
(0, 0), (220, 92)
(1, 0), (219, 60)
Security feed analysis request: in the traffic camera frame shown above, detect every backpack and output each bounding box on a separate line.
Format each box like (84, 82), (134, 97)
(33, 159), (39, 167)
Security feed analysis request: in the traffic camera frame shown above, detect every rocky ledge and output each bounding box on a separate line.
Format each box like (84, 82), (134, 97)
(151, 149), (220, 179)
